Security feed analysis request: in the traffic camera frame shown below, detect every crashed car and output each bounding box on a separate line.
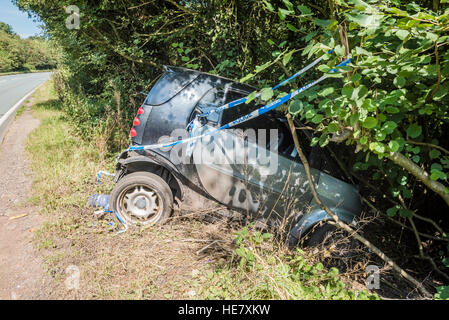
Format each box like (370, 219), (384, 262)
(110, 66), (362, 246)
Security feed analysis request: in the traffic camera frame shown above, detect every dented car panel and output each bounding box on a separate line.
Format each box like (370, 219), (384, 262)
(116, 65), (362, 239)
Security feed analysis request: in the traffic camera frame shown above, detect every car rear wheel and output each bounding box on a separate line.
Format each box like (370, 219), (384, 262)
(110, 172), (173, 226)
(303, 222), (362, 270)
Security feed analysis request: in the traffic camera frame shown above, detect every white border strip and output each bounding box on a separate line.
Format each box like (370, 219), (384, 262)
(0, 81), (46, 145)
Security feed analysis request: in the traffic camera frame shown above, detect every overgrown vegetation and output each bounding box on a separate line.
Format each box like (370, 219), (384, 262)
(198, 225), (378, 299)
(15, 0), (449, 298)
(0, 21), (59, 73)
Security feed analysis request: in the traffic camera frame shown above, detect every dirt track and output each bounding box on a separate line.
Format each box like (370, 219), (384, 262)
(0, 103), (46, 299)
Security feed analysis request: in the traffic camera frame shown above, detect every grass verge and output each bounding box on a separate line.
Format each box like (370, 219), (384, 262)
(25, 79), (378, 300)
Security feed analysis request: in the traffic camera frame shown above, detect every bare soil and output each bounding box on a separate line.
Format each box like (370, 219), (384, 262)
(0, 102), (47, 300)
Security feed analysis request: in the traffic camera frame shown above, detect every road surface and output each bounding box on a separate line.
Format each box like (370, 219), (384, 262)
(0, 72), (52, 118)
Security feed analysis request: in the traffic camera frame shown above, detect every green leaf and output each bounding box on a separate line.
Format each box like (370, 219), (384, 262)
(435, 286), (449, 300)
(342, 86), (354, 98)
(245, 91), (258, 104)
(263, 0), (275, 12)
(327, 122), (340, 133)
(387, 206), (399, 217)
(382, 121), (398, 134)
(283, 50), (294, 66)
(255, 62), (271, 73)
(297, 5), (311, 15)
(311, 114), (324, 124)
(386, 106), (400, 114)
(335, 45), (345, 57)
(314, 19), (331, 28)
(282, 0), (294, 11)
(429, 149), (441, 159)
(375, 130), (386, 141)
(407, 124), (422, 138)
(318, 87), (334, 97)
(362, 99), (377, 112)
(278, 8), (293, 20)
(351, 74), (362, 83)
(289, 100), (302, 116)
(389, 140), (400, 152)
(355, 47), (370, 56)
(396, 29), (410, 41)
(430, 169), (447, 181)
(363, 117), (378, 129)
(393, 76), (406, 88)
(318, 65), (331, 73)
(399, 208), (413, 218)
(261, 87), (274, 101)
(286, 23), (299, 32)
(369, 142), (386, 154)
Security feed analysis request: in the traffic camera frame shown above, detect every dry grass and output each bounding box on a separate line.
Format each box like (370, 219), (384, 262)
(25, 80), (226, 299)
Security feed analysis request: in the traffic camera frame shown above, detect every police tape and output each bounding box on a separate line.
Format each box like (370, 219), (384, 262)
(198, 49), (334, 118)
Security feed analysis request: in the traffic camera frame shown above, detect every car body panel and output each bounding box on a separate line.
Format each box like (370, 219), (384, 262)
(117, 65), (362, 236)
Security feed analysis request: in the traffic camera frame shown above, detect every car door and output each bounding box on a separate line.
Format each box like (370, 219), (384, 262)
(192, 88), (317, 226)
(192, 88), (262, 215)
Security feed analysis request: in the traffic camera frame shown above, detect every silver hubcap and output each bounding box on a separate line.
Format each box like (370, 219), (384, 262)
(118, 184), (162, 223)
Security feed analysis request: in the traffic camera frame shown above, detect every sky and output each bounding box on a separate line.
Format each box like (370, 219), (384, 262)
(0, 0), (42, 38)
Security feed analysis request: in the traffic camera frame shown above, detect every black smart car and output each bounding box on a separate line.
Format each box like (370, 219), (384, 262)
(110, 66), (362, 245)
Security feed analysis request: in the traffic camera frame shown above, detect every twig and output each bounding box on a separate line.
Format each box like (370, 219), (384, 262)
(406, 140), (449, 155)
(362, 197), (448, 242)
(196, 240), (219, 255)
(128, 1), (156, 10)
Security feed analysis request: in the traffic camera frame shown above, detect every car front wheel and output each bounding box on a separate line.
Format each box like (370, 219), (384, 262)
(110, 172), (173, 226)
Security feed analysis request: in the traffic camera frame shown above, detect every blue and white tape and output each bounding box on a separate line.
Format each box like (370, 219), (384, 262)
(198, 49), (334, 118)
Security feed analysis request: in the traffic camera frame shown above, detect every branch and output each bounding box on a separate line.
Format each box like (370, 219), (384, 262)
(128, 1), (157, 10)
(287, 114), (433, 298)
(164, 0), (197, 15)
(329, 129), (351, 143)
(362, 197), (448, 242)
(406, 140), (449, 155)
(387, 151), (449, 207)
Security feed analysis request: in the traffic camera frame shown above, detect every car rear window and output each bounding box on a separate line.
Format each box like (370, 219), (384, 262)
(144, 69), (199, 106)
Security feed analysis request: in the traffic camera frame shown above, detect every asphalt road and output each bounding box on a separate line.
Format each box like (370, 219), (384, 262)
(0, 72), (52, 118)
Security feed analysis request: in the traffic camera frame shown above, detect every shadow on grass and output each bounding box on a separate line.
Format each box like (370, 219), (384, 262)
(32, 99), (62, 111)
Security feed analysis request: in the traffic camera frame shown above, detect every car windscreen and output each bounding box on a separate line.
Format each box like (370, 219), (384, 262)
(144, 69), (199, 106)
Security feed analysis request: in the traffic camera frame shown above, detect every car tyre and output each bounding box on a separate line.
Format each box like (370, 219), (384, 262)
(110, 172), (173, 226)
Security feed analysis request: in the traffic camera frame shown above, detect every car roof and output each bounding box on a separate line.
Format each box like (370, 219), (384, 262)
(163, 65), (256, 93)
